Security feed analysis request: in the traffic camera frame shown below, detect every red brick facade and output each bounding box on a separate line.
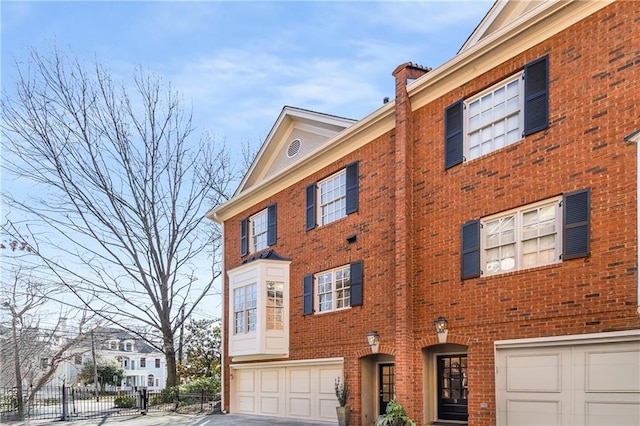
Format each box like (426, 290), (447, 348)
(213, 2), (639, 425)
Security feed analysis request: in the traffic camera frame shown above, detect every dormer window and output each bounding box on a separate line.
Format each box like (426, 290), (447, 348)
(109, 340), (117, 350)
(125, 342), (133, 351)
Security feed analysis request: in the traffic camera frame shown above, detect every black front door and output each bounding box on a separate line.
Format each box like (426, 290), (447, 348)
(437, 354), (468, 421)
(378, 363), (395, 415)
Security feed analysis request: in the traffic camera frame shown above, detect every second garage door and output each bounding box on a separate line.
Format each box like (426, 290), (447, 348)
(231, 358), (342, 422)
(495, 330), (640, 426)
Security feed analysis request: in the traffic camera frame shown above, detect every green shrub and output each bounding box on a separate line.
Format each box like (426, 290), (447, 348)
(113, 395), (137, 408)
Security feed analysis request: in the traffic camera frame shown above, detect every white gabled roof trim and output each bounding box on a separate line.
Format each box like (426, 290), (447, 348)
(209, 0), (615, 224)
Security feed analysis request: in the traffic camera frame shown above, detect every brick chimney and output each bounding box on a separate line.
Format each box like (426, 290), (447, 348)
(391, 62), (430, 413)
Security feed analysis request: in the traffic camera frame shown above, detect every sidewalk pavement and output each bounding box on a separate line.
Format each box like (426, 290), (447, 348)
(7, 412), (338, 425)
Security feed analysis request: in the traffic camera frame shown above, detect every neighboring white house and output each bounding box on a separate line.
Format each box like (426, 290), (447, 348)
(60, 327), (168, 391)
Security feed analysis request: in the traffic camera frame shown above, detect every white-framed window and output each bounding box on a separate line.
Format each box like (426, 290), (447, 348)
(466, 73), (523, 160)
(155, 358), (160, 368)
(148, 374), (154, 387)
(250, 209), (268, 253)
(266, 282), (284, 330)
(234, 284), (257, 334)
(316, 265), (351, 313)
(319, 170), (347, 226)
(140, 357), (146, 368)
(481, 197), (561, 276)
(109, 340), (117, 350)
(124, 341), (133, 351)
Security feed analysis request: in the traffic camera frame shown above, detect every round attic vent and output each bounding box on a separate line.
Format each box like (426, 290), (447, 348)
(287, 138), (301, 158)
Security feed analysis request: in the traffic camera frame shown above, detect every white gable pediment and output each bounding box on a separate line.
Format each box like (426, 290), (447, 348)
(459, 0), (548, 53)
(236, 106), (356, 195)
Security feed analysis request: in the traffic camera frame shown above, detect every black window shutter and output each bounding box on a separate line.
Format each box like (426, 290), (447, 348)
(445, 100), (464, 169)
(461, 220), (481, 279)
(305, 183), (317, 231)
(267, 203), (277, 246)
(350, 261), (363, 307)
(524, 55), (549, 136)
(240, 217), (248, 257)
(563, 188), (590, 259)
(303, 274), (314, 316)
(345, 161), (359, 215)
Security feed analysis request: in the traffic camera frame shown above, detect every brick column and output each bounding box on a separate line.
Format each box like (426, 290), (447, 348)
(391, 63), (430, 416)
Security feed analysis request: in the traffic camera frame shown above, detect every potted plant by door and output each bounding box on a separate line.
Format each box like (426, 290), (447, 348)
(335, 377), (351, 426)
(375, 400), (416, 426)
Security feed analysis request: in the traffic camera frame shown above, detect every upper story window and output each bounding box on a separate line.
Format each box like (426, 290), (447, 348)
(317, 265), (350, 313)
(306, 161), (359, 230)
(319, 171), (346, 225)
(445, 56), (549, 169)
(461, 188), (590, 279)
(155, 358), (161, 368)
(140, 357), (146, 368)
(303, 261), (363, 315)
(483, 198), (560, 276)
(467, 74), (522, 160)
(124, 341), (133, 351)
(109, 340), (117, 350)
(240, 204), (277, 257)
(266, 282), (284, 330)
(234, 283), (257, 334)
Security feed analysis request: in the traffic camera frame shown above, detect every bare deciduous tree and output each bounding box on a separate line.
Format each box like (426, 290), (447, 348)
(0, 262), (93, 419)
(1, 47), (236, 387)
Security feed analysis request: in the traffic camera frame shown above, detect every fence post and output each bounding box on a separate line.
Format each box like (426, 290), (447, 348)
(61, 384), (68, 421)
(200, 388), (204, 412)
(140, 388), (147, 414)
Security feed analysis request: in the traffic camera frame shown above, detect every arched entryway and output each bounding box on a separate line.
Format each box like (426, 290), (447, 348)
(360, 353), (395, 426)
(423, 343), (469, 424)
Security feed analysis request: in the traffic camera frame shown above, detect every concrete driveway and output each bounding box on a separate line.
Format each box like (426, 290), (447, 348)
(9, 412), (338, 426)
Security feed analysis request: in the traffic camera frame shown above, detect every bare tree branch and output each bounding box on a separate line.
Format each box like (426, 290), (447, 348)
(1, 46), (238, 386)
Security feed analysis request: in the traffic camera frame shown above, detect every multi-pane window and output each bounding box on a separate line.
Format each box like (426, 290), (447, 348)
(316, 266), (351, 313)
(319, 170), (346, 225)
(467, 74), (522, 160)
(250, 209), (268, 253)
(140, 357), (146, 368)
(155, 358), (160, 368)
(482, 198), (560, 276)
(266, 282), (284, 330)
(234, 284), (257, 334)
(148, 374), (154, 386)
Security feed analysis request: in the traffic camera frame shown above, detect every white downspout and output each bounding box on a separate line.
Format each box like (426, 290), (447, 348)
(625, 129), (640, 314)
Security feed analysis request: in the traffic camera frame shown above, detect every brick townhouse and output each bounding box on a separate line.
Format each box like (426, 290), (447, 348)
(207, 1), (640, 425)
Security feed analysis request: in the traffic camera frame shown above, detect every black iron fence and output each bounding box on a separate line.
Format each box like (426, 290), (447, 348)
(0, 385), (218, 422)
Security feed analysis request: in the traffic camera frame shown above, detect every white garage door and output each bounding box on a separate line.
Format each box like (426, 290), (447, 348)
(231, 359), (342, 422)
(495, 331), (640, 426)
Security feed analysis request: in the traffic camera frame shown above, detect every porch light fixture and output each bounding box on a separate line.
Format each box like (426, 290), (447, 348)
(366, 331), (380, 353)
(434, 316), (448, 344)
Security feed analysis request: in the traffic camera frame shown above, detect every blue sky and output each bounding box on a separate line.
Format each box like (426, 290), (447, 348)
(1, 0), (493, 158)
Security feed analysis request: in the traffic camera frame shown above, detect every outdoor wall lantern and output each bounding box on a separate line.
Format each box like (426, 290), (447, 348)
(367, 331), (380, 353)
(434, 316), (448, 344)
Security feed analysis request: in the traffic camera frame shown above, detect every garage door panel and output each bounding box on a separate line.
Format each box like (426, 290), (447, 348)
(506, 400), (561, 426)
(237, 369), (256, 392)
(585, 401), (640, 426)
(289, 368), (311, 393)
(237, 395), (255, 413)
(506, 353), (562, 392)
(584, 349), (640, 392)
(288, 397), (311, 417)
(260, 369), (280, 393)
(260, 396), (280, 414)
